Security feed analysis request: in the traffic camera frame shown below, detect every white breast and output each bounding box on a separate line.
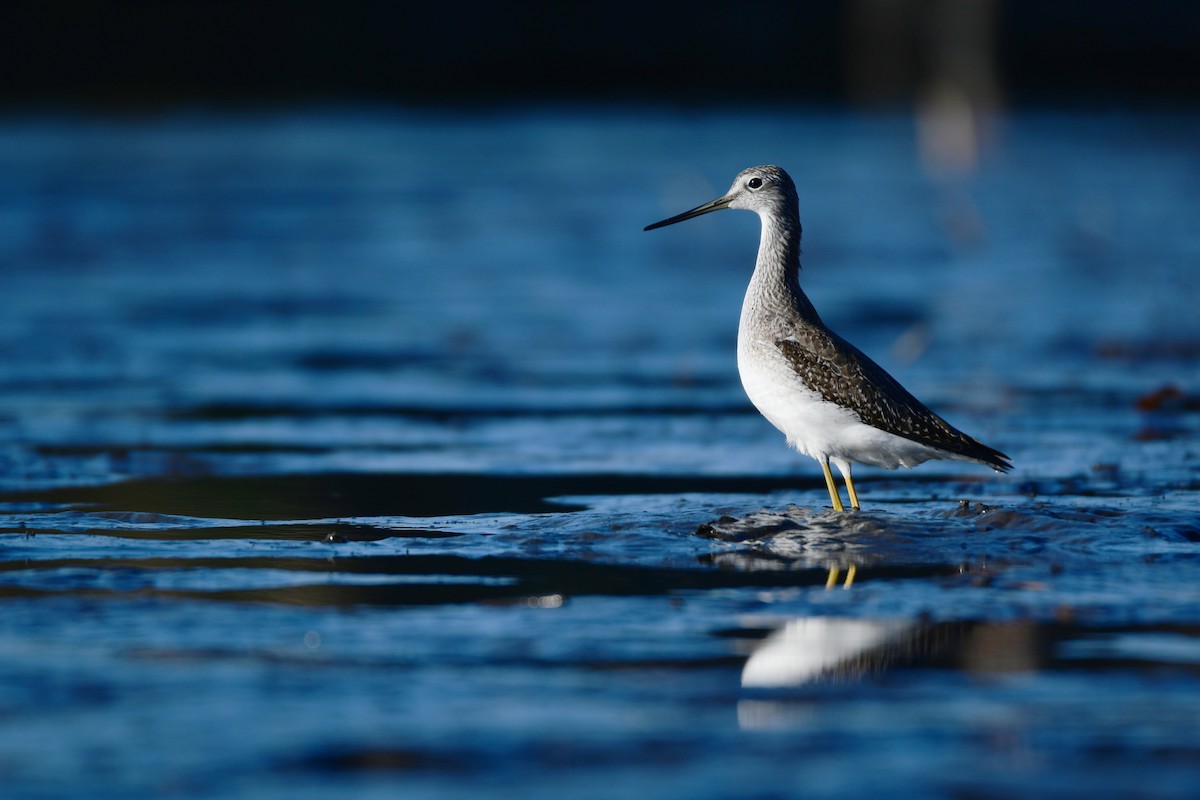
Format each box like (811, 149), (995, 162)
(736, 333), (944, 470)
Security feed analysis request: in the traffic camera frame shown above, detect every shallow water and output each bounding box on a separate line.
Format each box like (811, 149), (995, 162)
(1, 107), (1199, 799)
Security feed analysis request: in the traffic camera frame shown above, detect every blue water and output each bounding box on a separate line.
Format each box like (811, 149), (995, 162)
(1, 107), (1199, 799)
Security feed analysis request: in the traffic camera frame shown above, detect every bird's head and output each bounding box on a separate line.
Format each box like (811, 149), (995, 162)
(644, 165), (798, 231)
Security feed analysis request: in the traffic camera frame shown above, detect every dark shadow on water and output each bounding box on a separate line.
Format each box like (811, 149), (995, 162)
(0, 552), (962, 607)
(0, 472), (825, 519)
(0, 521), (440, 542)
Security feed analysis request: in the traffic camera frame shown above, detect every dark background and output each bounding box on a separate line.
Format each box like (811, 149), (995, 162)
(2, 0), (1197, 108)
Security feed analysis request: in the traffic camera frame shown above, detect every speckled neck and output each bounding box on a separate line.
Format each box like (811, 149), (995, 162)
(745, 209), (820, 327)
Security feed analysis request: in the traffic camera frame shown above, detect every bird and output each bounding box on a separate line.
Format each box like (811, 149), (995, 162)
(645, 165), (1010, 511)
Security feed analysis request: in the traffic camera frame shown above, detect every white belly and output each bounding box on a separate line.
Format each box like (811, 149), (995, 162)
(736, 335), (943, 470)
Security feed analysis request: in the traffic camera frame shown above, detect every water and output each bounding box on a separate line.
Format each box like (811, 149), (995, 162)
(1, 107), (1199, 799)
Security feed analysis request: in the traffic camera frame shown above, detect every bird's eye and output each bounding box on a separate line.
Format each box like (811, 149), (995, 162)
(747, 177), (763, 189)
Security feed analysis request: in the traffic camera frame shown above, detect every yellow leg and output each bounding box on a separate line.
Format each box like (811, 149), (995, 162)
(825, 564), (857, 590)
(844, 471), (861, 510)
(820, 459), (845, 512)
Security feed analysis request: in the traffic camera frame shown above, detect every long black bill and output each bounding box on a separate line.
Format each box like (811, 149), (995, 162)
(644, 196), (732, 231)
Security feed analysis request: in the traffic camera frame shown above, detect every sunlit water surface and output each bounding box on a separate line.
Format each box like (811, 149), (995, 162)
(1, 108), (1198, 799)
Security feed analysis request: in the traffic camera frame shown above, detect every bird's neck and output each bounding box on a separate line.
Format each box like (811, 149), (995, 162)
(747, 214), (820, 324)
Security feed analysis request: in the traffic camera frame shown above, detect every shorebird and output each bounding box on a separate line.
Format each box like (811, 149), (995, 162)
(645, 165), (1010, 511)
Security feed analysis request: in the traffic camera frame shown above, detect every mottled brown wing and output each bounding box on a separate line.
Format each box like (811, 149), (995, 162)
(776, 331), (1011, 471)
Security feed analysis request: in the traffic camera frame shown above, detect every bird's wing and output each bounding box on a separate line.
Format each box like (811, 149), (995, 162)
(775, 329), (1011, 471)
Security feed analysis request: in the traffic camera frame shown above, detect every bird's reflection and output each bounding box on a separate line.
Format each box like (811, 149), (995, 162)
(741, 617), (921, 689)
(737, 617), (1046, 729)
